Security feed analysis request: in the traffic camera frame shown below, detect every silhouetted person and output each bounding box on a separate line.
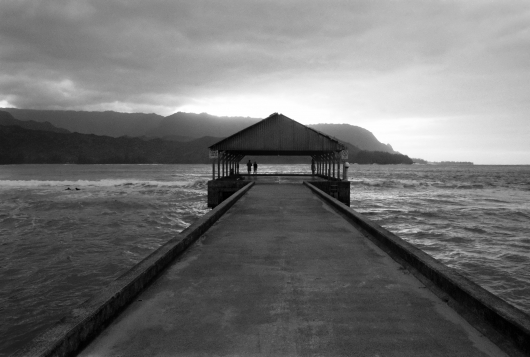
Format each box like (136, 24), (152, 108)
(253, 161), (258, 174)
(311, 159), (315, 175)
(247, 160), (252, 175)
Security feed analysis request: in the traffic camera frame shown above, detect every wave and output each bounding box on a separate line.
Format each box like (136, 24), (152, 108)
(0, 179), (196, 188)
(350, 179), (489, 190)
(183, 179), (209, 190)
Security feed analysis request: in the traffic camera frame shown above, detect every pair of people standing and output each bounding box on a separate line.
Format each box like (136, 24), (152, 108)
(247, 160), (258, 174)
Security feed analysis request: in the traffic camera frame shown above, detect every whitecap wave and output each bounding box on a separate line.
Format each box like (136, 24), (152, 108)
(0, 179), (193, 188)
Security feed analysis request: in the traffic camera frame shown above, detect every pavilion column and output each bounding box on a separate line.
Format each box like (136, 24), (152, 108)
(336, 153), (340, 179)
(336, 152), (340, 180)
(329, 153), (332, 178)
(212, 160), (215, 180)
(337, 153), (340, 179)
(326, 154), (331, 178)
(329, 154), (332, 178)
(335, 153), (340, 180)
(333, 153), (336, 178)
(223, 153), (227, 177)
(331, 153), (336, 178)
(331, 153), (334, 177)
(217, 153), (220, 179)
(220, 152), (224, 177)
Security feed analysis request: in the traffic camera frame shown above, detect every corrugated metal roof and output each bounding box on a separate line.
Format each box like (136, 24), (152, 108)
(209, 113), (346, 155)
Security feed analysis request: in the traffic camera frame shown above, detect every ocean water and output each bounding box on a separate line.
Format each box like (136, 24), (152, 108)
(0, 164), (529, 355)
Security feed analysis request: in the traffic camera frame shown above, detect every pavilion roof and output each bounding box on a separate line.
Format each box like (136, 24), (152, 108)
(208, 113), (346, 156)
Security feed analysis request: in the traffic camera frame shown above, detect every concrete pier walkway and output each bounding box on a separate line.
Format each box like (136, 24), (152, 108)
(80, 184), (506, 356)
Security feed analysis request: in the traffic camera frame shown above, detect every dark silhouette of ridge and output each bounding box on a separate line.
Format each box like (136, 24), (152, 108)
(1, 108), (164, 137)
(0, 125), (412, 165)
(146, 112), (260, 139)
(1, 108), (396, 154)
(0, 110), (70, 134)
(308, 123), (394, 153)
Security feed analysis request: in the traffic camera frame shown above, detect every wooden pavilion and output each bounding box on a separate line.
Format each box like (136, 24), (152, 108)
(208, 113), (348, 179)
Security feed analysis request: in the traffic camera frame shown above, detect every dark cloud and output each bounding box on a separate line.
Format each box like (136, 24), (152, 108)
(1, 0), (530, 162)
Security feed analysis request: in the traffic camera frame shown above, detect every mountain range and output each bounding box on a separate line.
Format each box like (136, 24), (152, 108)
(1, 108), (395, 152)
(0, 109), (412, 165)
(0, 110), (70, 134)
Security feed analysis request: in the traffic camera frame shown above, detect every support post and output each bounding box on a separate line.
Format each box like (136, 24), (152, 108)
(326, 154), (331, 179)
(336, 153), (340, 180)
(222, 152), (225, 177)
(331, 153), (335, 178)
(217, 154), (220, 179)
(343, 162), (350, 180)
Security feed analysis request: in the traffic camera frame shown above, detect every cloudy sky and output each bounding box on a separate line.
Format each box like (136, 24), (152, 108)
(1, 1), (529, 164)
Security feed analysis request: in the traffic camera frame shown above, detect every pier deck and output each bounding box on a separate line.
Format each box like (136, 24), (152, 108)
(79, 182), (506, 356)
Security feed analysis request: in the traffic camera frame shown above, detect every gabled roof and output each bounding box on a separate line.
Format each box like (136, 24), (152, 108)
(209, 113), (346, 156)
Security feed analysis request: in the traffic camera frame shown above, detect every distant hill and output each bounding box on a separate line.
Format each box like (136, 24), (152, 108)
(146, 112), (260, 139)
(349, 150), (413, 164)
(0, 125), (221, 164)
(0, 126), (412, 165)
(0, 110), (70, 134)
(1, 109), (397, 155)
(0, 108), (164, 137)
(308, 123), (394, 153)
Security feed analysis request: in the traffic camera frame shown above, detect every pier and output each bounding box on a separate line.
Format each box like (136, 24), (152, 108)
(78, 180), (517, 356)
(206, 113), (351, 208)
(13, 114), (530, 356)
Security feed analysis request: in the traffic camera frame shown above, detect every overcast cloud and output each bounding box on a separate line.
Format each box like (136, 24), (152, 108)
(1, 0), (529, 163)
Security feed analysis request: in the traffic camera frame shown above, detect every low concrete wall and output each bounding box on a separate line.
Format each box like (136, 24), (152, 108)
(306, 180), (350, 206)
(13, 182), (255, 357)
(304, 181), (530, 356)
(207, 179), (251, 208)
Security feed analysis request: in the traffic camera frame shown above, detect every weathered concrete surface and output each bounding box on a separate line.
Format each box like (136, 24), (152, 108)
(305, 181), (530, 356)
(207, 179), (251, 208)
(12, 183), (254, 357)
(79, 184), (508, 357)
(307, 180), (351, 206)
(208, 174), (326, 207)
